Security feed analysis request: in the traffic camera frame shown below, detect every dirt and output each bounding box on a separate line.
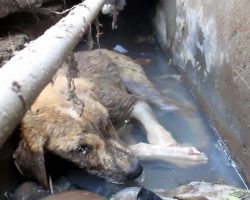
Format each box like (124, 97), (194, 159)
(0, 33), (28, 67)
(0, 0), (52, 18)
(0, 3), (62, 67)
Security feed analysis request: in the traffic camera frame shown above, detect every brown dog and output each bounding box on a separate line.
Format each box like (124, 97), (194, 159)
(13, 49), (207, 188)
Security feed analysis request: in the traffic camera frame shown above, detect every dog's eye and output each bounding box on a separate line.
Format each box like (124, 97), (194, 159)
(78, 145), (92, 155)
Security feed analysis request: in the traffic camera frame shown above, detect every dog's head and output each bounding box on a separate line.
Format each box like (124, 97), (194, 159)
(13, 93), (142, 188)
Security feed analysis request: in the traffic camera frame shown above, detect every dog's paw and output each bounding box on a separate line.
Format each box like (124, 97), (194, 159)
(130, 143), (208, 165)
(164, 146), (208, 162)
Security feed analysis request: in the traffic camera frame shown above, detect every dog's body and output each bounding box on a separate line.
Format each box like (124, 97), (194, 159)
(13, 49), (207, 188)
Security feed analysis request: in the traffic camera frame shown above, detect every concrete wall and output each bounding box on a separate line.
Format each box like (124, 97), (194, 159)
(153, 0), (250, 183)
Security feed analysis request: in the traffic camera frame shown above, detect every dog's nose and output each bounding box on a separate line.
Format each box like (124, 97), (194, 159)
(126, 158), (143, 180)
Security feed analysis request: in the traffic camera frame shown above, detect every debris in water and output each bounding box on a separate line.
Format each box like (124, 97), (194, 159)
(134, 58), (152, 66)
(113, 44), (128, 53)
(156, 182), (250, 200)
(134, 35), (155, 44)
(167, 58), (172, 65)
(155, 74), (182, 81)
(111, 182), (250, 200)
(140, 52), (149, 56)
(111, 187), (163, 200)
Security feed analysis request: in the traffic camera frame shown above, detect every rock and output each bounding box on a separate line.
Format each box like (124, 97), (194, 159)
(111, 187), (140, 200)
(40, 190), (107, 200)
(13, 181), (49, 200)
(137, 187), (163, 200)
(156, 182), (250, 200)
(13, 178), (75, 200)
(111, 187), (163, 200)
(111, 182), (250, 200)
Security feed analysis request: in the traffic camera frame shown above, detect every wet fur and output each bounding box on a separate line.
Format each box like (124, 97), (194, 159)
(13, 49), (203, 188)
(14, 49), (144, 187)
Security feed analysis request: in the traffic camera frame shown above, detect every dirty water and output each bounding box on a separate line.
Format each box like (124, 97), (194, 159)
(5, 34), (248, 200)
(62, 28), (248, 198)
(5, 17), (248, 200)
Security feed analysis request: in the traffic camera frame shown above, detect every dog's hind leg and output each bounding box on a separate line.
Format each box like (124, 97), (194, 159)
(129, 101), (207, 163)
(103, 49), (183, 111)
(116, 59), (195, 113)
(119, 66), (181, 111)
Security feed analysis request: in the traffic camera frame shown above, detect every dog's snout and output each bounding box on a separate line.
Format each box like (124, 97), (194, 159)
(126, 158), (143, 180)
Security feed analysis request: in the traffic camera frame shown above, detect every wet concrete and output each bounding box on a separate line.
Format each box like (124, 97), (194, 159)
(154, 0), (250, 183)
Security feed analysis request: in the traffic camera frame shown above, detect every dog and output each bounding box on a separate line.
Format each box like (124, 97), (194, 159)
(13, 49), (207, 188)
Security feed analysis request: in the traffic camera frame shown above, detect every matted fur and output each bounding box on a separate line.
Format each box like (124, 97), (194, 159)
(13, 49), (190, 187)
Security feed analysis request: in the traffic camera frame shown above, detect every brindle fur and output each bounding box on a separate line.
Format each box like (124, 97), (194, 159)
(75, 49), (183, 111)
(13, 49), (203, 188)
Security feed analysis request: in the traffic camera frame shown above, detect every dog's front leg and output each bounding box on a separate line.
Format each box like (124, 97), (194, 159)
(129, 143), (207, 163)
(130, 101), (177, 146)
(130, 101), (207, 163)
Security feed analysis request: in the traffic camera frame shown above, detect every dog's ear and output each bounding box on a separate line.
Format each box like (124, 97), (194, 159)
(13, 140), (48, 188)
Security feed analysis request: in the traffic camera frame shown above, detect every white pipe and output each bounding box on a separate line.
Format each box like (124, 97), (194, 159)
(0, 0), (106, 148)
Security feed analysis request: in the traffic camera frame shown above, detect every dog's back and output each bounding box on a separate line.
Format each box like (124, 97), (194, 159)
(75, 49), (189, 111)
(73, 50), (140, 127)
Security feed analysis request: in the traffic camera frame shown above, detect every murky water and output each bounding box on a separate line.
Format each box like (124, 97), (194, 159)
(65, 25), (248, 198)
(6, 11), (248, 199)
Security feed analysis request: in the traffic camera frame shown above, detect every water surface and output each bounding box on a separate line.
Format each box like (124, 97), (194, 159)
(67, 33), (247, 197)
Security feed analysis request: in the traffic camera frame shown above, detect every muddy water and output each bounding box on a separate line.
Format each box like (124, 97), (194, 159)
(65, 29), (248, 197)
